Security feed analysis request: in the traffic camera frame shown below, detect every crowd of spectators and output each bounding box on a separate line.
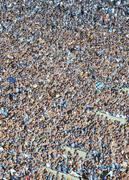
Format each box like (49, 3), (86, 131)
(0, 0), (129, 179)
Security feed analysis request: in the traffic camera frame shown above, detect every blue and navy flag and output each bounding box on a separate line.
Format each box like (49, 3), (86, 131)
(7, 76), (16, 84)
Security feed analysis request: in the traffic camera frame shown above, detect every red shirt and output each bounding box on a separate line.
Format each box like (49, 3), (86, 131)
(25, 176), (30, 180)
